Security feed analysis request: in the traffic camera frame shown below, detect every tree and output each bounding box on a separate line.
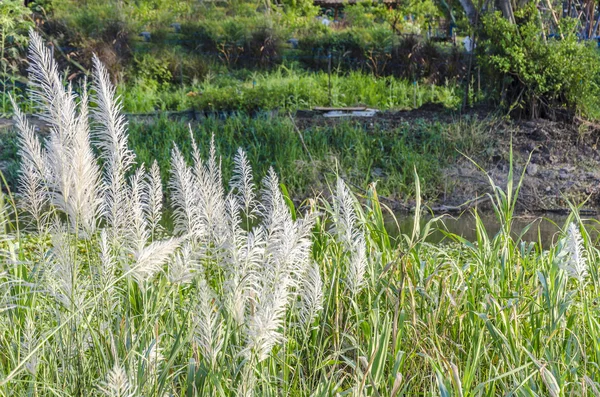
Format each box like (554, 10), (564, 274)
(456, 0), (515, 24)
(458, 0), (477, 24)
(497, 0), (515, 23)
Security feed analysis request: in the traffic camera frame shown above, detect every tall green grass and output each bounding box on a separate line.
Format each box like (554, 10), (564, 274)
(2, 68), (461, 115)
(118, 67), (462, 113)
(127, 114), (490, 202)
(3, 152), (600, 395)
(0, 114), (494, 204)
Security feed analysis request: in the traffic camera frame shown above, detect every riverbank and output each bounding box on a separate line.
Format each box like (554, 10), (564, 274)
(2, 107), (600, 213)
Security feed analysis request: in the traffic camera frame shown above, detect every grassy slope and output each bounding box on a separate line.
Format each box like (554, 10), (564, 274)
(0, 113), (492, 205)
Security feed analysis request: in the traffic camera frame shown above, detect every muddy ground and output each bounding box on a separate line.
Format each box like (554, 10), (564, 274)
(2, 106), (600, 214)
(296, 105), (600, 214)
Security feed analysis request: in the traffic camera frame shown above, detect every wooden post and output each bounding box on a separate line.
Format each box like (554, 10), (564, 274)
(462, 0), (482, 112)
(328, 51), (332, 106)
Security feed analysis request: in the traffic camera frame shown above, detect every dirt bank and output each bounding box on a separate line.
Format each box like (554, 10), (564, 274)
(443, 118), (600, 213)
(293, 107), (600, 214)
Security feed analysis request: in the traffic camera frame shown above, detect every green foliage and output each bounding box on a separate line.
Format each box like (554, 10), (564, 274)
(53, 0), (127, 38)
(132, 52), (173, 84)
(343, 0), (439, 30)
(115, 67), (461, 113)
(298, 30), (463, 81)
(3, 134), (600, 395)
(179, 15), (287, 69)
(343, 1), (390, 28)
(280, 0), (320, 17)
(126, 115), (485, 202)
(27, 0), (54, 16)
(480, 4), (600, 119)
(0, 0), (33, 73)
(0, 113), (489, 204)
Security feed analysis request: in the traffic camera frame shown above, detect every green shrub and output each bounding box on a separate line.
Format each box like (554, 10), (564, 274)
(0, 0), (33, 74)
(39, 6), (133, 81)
(298, 30), (464, 82)
(132, 52), (173, 84)
(480, 4), (600, 119)
(179, 16), (286, 69)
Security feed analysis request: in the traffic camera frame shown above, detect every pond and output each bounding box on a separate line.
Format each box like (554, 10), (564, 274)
(387, 211), (600, 248)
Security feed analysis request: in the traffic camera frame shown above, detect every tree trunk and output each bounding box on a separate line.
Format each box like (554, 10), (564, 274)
(497, 0), (515, 23)
(458, 0), (478, 24)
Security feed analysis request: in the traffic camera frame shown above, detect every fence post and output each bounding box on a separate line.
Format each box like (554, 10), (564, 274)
(413, 81), (417, 108)
(328, 51), (332, 107)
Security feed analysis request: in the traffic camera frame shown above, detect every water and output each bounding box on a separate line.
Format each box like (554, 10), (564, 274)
(388, 212), (598, 248)
(155, 208), (592, 249)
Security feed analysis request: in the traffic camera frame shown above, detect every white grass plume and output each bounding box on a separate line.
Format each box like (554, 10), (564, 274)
(347, 233), (367, 296)
(223, 195), (264, 324)
(332, 177), (360, 250)
(242, 168), (316, 361)
(98, 364), (136, 397)
(146, 160), (164, 238)
(129, 237), (181, 286)
(331, 177), (367, 296)
(169, 242), (196, 285)
(10, 95), (48, 229)
(244, 274), (292, 362)
(23, 31), (102, 235)
(298, 262), (324, 328)
(128, 165), (149, 253)
(190, 132), (227, 247)
(64, 82), (103, 234)
(27, 31), (78, 139)
(259, 167), (304, 274)
(230, 148), (256, 219)
(169, 145), (202, 237)
(92, 54), (135, 235)
(98, 229), (119, 311)
(258, 167), (288, 227)
(194, 278), (225, 369)
(48, 224), (85, 311)
(559, 223), (588, 284)
(99, 229), (116, 281)
(169, 132), (228, 250)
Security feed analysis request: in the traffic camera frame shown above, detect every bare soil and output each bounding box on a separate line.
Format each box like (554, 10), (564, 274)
(294, 106), (600, 214)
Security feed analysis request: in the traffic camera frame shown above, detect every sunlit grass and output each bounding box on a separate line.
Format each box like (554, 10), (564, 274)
(2, 32), (600, 397)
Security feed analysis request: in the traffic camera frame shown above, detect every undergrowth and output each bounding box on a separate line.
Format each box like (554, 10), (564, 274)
(117, 67), (461, 114)
(1, 114), (494, 203)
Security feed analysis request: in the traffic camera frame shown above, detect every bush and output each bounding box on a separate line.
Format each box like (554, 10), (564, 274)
(298, 28), (377, 70)
(0, 0), (33, 75)
(298, 31), (465, 82)
(480, 4), (600, 120)
(179, 16), (285, 69)
(40, 14), (132, 81)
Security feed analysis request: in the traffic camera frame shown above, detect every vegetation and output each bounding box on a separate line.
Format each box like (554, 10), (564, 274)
(2, 66), (461, 114)
(0, 112), (492, 205)
(5, 0), (600, 118)
(479, 5), (600, 119)
(117, 68), (461, 114)
(0, 0), (467, 116)
(3, 33), (600, 396)
(0, 0), (33, 113)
